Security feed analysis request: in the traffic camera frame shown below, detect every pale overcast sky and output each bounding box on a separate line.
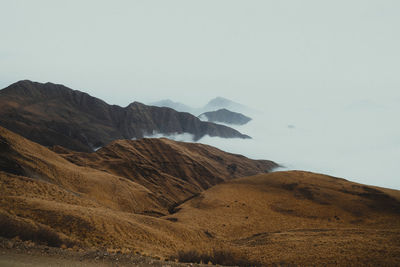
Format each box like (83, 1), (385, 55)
(1, 1), (399, 188)
(1, 0), (399, 107)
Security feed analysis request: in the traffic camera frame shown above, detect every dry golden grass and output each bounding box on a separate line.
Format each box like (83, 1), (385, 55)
(1, 126), (400, 265)
(0, 126), (168, 214)
(53, 137), (277, 215)
(172, 171), (400, 265)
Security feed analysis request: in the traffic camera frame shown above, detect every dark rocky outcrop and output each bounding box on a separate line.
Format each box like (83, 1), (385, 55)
(0, 80), (250, 152)
(199, 108), (252, 125)
(203, 97), (255, 114)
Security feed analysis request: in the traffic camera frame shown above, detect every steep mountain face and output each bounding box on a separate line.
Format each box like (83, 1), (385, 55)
(0, 126), (276, 215)
(0, 126), (277, 255)
(0, 126), (160, 214)
(0, 80), (250, 152)
(199, 108), (252, 125)
(0, 126), (196, 252)
(53, 137), (278, 213)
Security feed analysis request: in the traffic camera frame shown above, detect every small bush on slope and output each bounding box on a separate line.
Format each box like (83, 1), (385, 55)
(0, 211), (74, 248)
(175, 249), (262, 266)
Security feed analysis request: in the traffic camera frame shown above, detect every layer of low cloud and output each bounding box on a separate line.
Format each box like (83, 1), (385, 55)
(1, 1), (399, 189)
(146, 98), (400, 190)
(143, 131), (195, 143)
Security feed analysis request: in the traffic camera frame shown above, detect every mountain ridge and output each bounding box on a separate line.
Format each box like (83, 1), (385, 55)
(0, 80), (250, 152)
(150, 96), (255, 116)
(199, 108), (252, 125)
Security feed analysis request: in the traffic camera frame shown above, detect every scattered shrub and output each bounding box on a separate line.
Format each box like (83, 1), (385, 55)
(175, 249), (262, 266)
(0, 212), (74, 247)
(177, 250), (202, 263)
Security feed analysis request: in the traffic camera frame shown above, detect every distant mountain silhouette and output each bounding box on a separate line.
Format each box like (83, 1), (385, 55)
(203, 97), (251, 114)
(150, 96), (255, 116)
(0, 80), (250, 152)
(149, 99), (195, 113)
(199, 108), (252, 125)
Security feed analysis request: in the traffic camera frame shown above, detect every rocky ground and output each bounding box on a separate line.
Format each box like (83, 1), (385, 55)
(0, 238), (209, 267)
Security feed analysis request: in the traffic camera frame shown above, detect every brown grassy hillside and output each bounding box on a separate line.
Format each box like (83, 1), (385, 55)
(53, 138), (277, 214)
(172, 171), (400, 265)
(0, 126), (214, 256)
(0, 126), (275, 258)
(0, 126), (162, 214)
(1, 126), (399, 265)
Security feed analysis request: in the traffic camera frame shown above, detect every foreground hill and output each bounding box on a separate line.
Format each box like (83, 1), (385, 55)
(0, 126), (161, 214)
(172, 171), (400, 265)
(0, 126), (275, 215)
(1, 127), (399, 265)
(0, 80), (250, 152)
(0, 126), (277, 259)
(53, 138), (277, 214)
(199, 108), (252, 125)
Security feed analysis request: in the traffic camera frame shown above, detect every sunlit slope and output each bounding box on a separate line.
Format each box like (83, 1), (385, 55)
(0, 126), (214, 255)
(172, 171), (400, 265)
(0, 126), (275, 257)
(54, 137), (277, 214)
(0, 126), (159, 213)
(1, 126), (399, 265)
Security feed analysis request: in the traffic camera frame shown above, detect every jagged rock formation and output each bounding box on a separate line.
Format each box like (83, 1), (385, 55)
(199, 108), (252, 125)
(0, 80), (250, 152)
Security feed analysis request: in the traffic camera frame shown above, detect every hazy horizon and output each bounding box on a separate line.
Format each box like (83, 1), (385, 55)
(1, 1), (399, 189)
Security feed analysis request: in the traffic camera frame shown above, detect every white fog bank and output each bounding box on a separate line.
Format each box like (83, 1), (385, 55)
(2, 1), (399, 190)
(146, 98), (400, 190)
